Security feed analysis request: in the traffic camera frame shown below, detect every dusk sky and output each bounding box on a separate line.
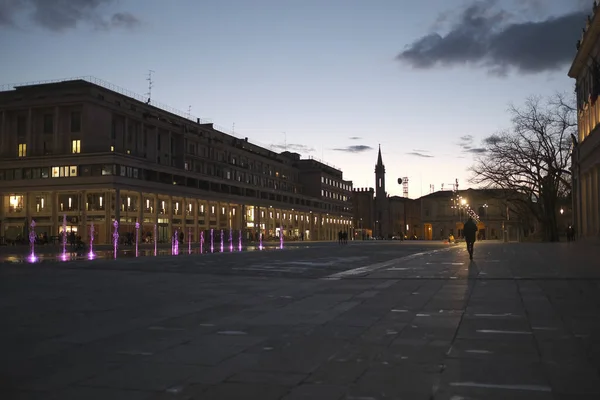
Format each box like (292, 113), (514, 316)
(0, 0), (589, 198)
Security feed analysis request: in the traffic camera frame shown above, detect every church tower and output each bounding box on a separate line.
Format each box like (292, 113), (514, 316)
(374, 145), (389, 238)
(375, 144), (386, 198)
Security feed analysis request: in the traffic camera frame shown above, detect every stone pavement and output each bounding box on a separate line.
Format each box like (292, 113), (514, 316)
(1, 241), (599, 399)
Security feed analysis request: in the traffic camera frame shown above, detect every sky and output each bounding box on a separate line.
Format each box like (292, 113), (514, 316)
(0, 0), (590, 198)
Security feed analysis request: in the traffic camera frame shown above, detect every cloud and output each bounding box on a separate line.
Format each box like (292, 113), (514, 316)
(271, 143), (315, 153)
(333, 145), (373, 153)
(456, 134), (487, 154)
(457, 135), (474, 149)
(406, 152), (434, 158)
(348, 136), (361, 140)
(465, 148), (487, 154)
(98, 12), (140, 30)
(396, 1), (586, 75)
(0, 0), (140, 31)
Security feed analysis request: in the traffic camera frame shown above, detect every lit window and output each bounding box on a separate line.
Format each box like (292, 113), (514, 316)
(200, 204), (204, 213)
(232, 208), (236, 216)
(71, 140), (81, 154)
(221, 207), (225, 214)
(211, 206), (215, 214)
(18, 143), (26, 157)
(110, 145), (114, 152)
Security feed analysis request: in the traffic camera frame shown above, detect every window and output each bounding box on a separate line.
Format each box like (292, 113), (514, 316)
(110, 145), (114, 152)
(51, 166), (78, 178)
(102, 165), (114, 175)
(70, 112), (81, 132)
(18, 143), (26, 157)
(8, 195), (23, 213)
(71, 140), (81, 154)
(43, 114), (53, 134)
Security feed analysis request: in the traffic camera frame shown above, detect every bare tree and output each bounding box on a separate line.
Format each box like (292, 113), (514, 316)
(470, 94), (575, 241)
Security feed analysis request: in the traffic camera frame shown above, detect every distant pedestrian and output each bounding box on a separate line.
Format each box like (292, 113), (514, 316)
(338, 230), (343, 245)
(463, 217), (478, 260)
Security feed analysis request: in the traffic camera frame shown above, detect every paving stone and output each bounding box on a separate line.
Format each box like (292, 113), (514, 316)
(281, 383), (346, 399)
(80, 362), (206, 391)
(49, 387), (152, 400)
(306, 360), (368, 385)
(199, 383), (290, 400)
(227, 370), (307, 386)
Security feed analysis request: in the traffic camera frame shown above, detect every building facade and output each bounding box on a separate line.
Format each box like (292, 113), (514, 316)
(569, 3), (600, 240)
(419, 189), (521, 241)
(0, 78), (353, 244)
(352, 187), (375, 239)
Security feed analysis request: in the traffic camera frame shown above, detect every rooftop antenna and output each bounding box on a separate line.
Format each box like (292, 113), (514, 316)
(232, 123), (235, 135)
(186, 105), (192, 119)
(145, 69), (154, 104)
(284, 132), (287, 151)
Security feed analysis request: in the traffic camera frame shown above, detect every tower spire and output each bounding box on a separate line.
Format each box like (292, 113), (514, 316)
(376, 144), (383, 167)
(375, 144), (385, 173)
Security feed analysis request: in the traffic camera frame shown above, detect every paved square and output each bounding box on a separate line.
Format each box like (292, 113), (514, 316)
(1, 240), (599, 399)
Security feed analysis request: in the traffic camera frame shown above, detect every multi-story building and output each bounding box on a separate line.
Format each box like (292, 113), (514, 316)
(389, 196), (420, 239)
(419, 189), (521, 241)
(569, 3), (600, 239)
(352, 187), (375, 239)
(0, 78), (353, 244)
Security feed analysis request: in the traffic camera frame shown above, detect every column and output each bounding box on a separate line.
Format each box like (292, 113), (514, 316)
(182, 198), (187, 240)
(80, 190), (87, 239)
(587, 172), (593, 237)
(154, 194), (159, 241)
(594, 167), (600, 235)
(194, 199), (199, 243)
(105, 191), (111, 243)
(168, 195), (173, 238)
(50, 191), (57, 236)
(0, 111), (5, 156)
(53, 106), (60, 152)
(137, 191), (143, 225)
(114, 188), (121, 224)
(582, 174), (588, 236)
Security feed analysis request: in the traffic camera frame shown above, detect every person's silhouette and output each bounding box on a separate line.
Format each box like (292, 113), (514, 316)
(463, 217), (478, 260)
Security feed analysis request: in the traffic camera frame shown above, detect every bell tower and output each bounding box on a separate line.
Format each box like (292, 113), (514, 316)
(375, 144), (386, 198)
(374, 145), (389, 238)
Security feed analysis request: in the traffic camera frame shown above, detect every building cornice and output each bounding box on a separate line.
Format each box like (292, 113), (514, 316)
(569, 4), (600, 78)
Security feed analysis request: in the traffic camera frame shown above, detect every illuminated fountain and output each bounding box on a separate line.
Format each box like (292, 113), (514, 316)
(154, 223), (158, 256)
(135, 222), (140, 257)
(28, 219), (37, 262)
(173, 229), (179, 255)
(259, 231), (263, 250)
(88, 223), (96, 260)
(210, 228), (214, 253)
(220, 229), (224, 252)
(229, 229), (233, 252)
(188, 227), (192, 254)
(279, 225), (284, 250)
(61, 214), (67, 261)
(112, 220), (119, 259)
(200, 230), (204, 254)
(238, 229), (242, 252)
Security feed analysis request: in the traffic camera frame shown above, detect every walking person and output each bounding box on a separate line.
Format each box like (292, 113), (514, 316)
(463, 217), (478, 260)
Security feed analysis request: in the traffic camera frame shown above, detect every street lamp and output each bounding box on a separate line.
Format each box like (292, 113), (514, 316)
(560, 208), (564, 215)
